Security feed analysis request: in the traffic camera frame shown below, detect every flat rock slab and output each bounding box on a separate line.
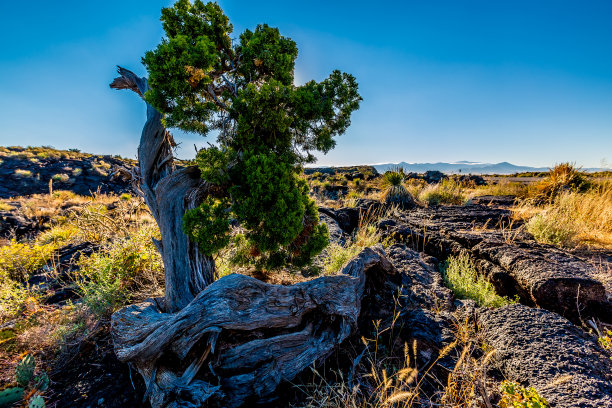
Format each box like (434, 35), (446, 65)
(478, 304), (612, 408)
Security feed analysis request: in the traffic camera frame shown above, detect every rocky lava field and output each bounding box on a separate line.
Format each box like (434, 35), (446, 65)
(0, 147), (610, 408)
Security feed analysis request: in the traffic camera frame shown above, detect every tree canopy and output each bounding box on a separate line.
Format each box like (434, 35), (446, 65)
(143, 0), (362, 268)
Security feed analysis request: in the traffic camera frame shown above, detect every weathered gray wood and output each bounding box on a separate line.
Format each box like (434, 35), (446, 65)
(111, 245), (397, 407)
(110, 67), (216, 312)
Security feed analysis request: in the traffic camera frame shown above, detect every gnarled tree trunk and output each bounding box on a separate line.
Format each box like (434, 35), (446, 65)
(109, 67), (401, 407)
(110, 67), (216, 313)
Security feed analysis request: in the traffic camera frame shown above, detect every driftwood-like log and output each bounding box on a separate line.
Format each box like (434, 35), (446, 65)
(110, 67), (216, 312)
(112, 245), (397, 407)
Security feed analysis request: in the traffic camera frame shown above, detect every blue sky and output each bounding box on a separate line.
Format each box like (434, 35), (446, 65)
(1, 1), (611, 167)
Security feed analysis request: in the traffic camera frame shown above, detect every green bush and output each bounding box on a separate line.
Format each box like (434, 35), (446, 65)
(500, 381), (549, 408)
(0, 241), (56, 281)
(526, 213), (576, 247)
(442, 253), (515, 308)
(75, 226), (163, 316)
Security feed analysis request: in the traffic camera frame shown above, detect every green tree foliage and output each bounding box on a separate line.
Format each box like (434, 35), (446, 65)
(143, 0), (362, 268)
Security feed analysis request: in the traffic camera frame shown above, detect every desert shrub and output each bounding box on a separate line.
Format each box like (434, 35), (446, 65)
(499, 381), (549, 408)
(0, 273), (31, 322)
(52, 190), (77, 201)
(419, 179), (466, 206)
(526, 213), (576, 247)
(14, 169), (33, 178)
(442, 253), (514, 308)
(51, 173), (70, 183)
(0, 202), (15, 211)
(517, 182), (612, 247)
(72, 167), (83, 177)
(381, 168), (414, 207)
(0, 241), (56, 281)
(36, 224), (79, 246)
(323, 225), (382, 275)
(75, 226), (163, 316)
(353, 178), (365, 192)
(531, 162), (590, 202)
(405, 178), (427, 198)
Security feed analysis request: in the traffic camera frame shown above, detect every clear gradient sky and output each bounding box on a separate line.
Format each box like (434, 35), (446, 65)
(1, 1), (611, 167)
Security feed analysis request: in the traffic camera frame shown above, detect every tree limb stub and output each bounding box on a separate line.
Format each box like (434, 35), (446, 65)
(111, 245), (398, 407)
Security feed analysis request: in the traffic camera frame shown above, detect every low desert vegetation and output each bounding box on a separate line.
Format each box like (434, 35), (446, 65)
(442, 253), (515, 308)
(381, 168), (414, 207)
(323, 224), (384, 275)
(13, 169), (33, 178)
(499, 381), (549, 408)
(75, 225), (163, 317)
(417, 179), (466, 206)
(514, 166), (612, 248)
(469, 180), (529, 198)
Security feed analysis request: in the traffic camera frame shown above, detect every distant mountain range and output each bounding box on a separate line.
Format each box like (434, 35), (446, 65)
(371, 161), (606, 175)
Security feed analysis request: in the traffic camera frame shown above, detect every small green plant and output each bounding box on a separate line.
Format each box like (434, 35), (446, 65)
(442, 253), (515, 308)
(0, 275), (31, 321)
(120, 193), (131, 201)
(323, 225), (383, 275)
(526, 213), (576, 247)
(15, 354), (36, 387)
(0, 387), (25, 407)
(599, 329), (612, 352)
(51, 173), (69, 183)
(499, 381), (549, 408)
(28, 393), (46, 408)
(381, 167), (414, 208)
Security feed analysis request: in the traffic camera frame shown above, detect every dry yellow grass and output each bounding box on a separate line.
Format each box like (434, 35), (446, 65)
(514, 182), (612, 248)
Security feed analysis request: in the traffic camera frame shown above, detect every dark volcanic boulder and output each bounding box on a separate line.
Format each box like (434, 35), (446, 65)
(318, 212), (346, 246)
(478, 304), (612, 408)
(423, 170), (447, 184)
(333, 199), (383, 234)
(0, 210), (47, 239)
(469, 195), (517, 207)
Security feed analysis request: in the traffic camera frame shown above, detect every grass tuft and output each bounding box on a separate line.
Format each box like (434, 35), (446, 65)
(419, 180), (466, 206)
(442, 253), (515, 308)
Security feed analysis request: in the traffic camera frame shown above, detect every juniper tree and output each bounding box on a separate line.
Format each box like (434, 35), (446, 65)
(109, 3), (378, 405)
(142, 0), (361, 269)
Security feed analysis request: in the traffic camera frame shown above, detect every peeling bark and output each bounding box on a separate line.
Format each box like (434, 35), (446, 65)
(110, 67), (216, 312)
